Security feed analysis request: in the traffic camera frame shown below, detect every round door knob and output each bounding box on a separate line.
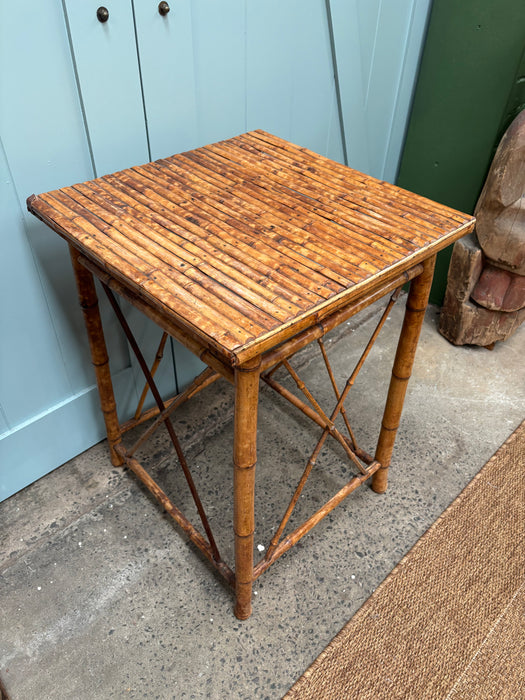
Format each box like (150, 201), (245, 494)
(158, 1), (170, 16)
(97, 6), (109, 22)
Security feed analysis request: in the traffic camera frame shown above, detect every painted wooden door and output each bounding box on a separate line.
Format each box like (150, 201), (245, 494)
(63, 0), (178, 407)
(328, 0), (433, 181)
(0, 0), (135, 500)
(1, 0), (433, 501)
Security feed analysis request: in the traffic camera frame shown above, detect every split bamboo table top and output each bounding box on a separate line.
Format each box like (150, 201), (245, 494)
(28, 130), (475, 368)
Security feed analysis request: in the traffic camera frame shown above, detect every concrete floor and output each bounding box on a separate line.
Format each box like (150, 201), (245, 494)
(1, 297), (524, 700)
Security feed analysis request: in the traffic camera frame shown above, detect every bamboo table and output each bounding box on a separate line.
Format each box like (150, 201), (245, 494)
(28, 131), (475, 619)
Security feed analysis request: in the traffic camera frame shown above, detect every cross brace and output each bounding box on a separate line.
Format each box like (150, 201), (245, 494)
(73, 251), (431, 608)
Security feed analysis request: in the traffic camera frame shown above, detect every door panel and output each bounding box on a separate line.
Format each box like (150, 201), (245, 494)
(64, 0), (177, 407)
(191, 0), (247, 145)
(0, 0), (134, 500)
(0, 141), (70, 426)
(63, 0), (150, 176)
(0, 0), (101, 397)
(0, 411), (8, 437)
(328, 0), (432, 180)
(134, 0), (199, 159)
(246, 0), (344, 161)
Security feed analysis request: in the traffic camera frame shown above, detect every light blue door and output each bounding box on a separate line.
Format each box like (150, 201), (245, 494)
(132, 0), (206, 388)
(63, 0), (178, 408)
(0, 0), (134, 500)
(328, 0), (433, 180)
(1, 0), (433, 501)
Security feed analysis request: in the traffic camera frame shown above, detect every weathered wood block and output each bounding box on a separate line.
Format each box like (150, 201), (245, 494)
(471, 263), (525, 312)
(475, 110), (525, 275)
(439, 234), (525, 346)
(440, 109), (525, 347)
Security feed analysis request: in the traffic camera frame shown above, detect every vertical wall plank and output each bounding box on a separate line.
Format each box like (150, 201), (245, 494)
(246, 0), (343, 158)
(63, 0), (150, 176)
(328, 0), (432, 180)
(134, 0), (199, 159)
(364, 1), (417, 177)
(356, 0), (382, 91)
(0, 0), (99, 397)
(0, 409), (8, 438)
(191, 0), (247, 145)
(246, 0), (295, 139)
(327, 0), (371, 172)
(382, 0), (432, 181)
(325, 85), (346, 165)
(0, 142), (70, 426)
(0, 0), (136, 500)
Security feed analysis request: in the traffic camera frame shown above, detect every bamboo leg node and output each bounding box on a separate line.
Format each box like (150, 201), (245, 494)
(372, 256), (437, 493)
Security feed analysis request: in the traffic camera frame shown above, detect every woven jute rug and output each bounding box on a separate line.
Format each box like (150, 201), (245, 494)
(285, 421), (525, 699)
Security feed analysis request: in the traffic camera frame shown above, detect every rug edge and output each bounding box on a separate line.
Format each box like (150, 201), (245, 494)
(283, 419), (525, 699)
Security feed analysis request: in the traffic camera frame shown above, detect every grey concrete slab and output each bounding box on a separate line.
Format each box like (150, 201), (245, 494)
(1, 298), (524, 699)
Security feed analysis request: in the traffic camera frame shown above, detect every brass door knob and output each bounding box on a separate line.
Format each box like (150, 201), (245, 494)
(158, 2), (170, 16)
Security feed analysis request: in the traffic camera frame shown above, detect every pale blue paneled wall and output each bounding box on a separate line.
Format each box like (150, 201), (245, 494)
(0, 0), (431, 501)
(1, 1), (132, 499)
(329, 0), (432, 180)
(246, 0), (344, 162)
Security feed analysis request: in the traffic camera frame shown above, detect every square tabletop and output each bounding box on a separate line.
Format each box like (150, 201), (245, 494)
(27, 130), (475, 365)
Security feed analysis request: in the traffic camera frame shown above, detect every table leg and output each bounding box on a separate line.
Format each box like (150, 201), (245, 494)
(69, 246), (123, 466)
(233, 357), (261, 620)
(372, 256), (436, 493)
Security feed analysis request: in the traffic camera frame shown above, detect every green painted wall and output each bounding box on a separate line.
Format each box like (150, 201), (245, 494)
(396, 0), (525, 304)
